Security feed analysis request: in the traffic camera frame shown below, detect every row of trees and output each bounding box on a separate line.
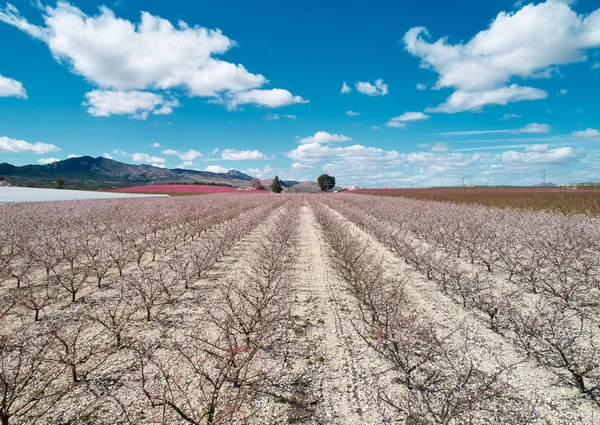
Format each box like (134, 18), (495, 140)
(0, 194), (293, 424)
(319, 194), (600, 402)
(310, 199), (536, 424)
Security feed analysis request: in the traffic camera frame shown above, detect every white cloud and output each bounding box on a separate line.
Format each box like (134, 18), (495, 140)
(346, 110), (360, 116)
(525, 144), (548, 152)
(387, 111), (430, 128)
(162, 149), (203, 160)
(265, 113), (296, 120)
(226, 89), (307, 110)
(0, 136), (60, 154)
(592, 63), (600, 69)
(0, 74), (27, 98)
(416, 83), (427, 90)
(83, 90), (179, 118)
(355, 79), (388, 96)
(441, 122), (550, 136)
(221, 149), (268, 160)
(502, 146), (579, 164)
(427, 85), (547, 113)
(103, 152), (114, 159)
(502, 113), (522, 120)
(177, 161), (195, 168)
(559, 88), (568, 95)
(287, 143), (402, 165)
(150, 142), (161, 147)
(131, 152), (166, 163)
(151, 163), (166, 168)
(205, 165), (230, 173)
(297, 131), (353, 144)
(572, 128), (600, 140)
(341, 81), (351, 94)
(431, 142), (449, 152)
(67, 154), (80, 158)
(371, 126), (382, 130)
(211, 148), (219, 154)
(290, 162), (313, 169)
(0, 2), (304, 110)
(518, 123), (550, 134)
(404, 1), (600, 112)
(246, 165), (275, 179)
(37, 157), (60, 164)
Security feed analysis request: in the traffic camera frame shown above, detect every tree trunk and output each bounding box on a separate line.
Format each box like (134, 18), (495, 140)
(71, 365), (78, 383)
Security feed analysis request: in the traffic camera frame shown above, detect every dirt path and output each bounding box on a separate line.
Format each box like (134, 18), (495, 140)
(271, 201), (386, 424)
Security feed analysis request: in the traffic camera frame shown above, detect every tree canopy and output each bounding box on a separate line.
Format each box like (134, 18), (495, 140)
(317, 174), (336, 192)
(271, 176), (282, 193)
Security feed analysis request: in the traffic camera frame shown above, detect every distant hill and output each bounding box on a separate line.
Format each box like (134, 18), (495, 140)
(284, 181), (321, 193)
(0, 156), (254, 189)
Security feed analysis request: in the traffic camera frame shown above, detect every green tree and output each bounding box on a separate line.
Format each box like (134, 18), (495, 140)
(317, 174), (336, 192)
(271, 176), (282, 193)
(55, 177), (65, 189)
(0, 176), (4, 181)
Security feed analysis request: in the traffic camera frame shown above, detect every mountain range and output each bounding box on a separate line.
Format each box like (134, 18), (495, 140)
(0, 156), (262, 189)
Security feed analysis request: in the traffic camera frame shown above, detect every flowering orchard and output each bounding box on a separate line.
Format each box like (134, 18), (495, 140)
(351, 187), (600, 216)
(0, 193), (598, 424)
(111, 184), (267, 194)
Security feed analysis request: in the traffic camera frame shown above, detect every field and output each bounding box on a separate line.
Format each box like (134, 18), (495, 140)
(1, 193), (599, 424)
(351, 187), (600, 216)
(111, 184), (266, 195)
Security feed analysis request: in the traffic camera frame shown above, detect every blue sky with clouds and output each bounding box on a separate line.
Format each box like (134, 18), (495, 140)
(1, 0), (599, 186)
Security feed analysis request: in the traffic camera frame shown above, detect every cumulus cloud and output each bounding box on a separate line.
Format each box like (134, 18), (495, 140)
(225, 89), (307, 110)
(290, 162), (313, 169)
(150, 142), (161, 147)
(559, 88), (568, 95)
(0, 136), (60, 154)
(131, 152), (166, 163)
(221, 149), (268, 160)
(387, 111), (430, 128)
(340, 81), (351, 94)
(205, 165), (230, 173)
(346, 110), (360, 116)
(0, 74), (27, 98)
(355, 79), (388, 96)
(416, 83), (427, 90)
(0, 2), (305, 111)
(518, 123), (550, 134)
(572, 128), (600, 140)
(287, 143), (402, 165)
(162, 149), (203, 160)
(501, 146), (580, 164)
(297, 131), (353, 144)
(83, 90), (179, 118)
(404, 0), (600, 112)
(103, 152), (114, 159)
(502, 113), (522, 120)
(67, 154), (80, 158)
(37, 157), (60, 164)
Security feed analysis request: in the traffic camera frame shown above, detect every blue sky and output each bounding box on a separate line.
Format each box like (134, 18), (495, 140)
(0, 0), (599, 187)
